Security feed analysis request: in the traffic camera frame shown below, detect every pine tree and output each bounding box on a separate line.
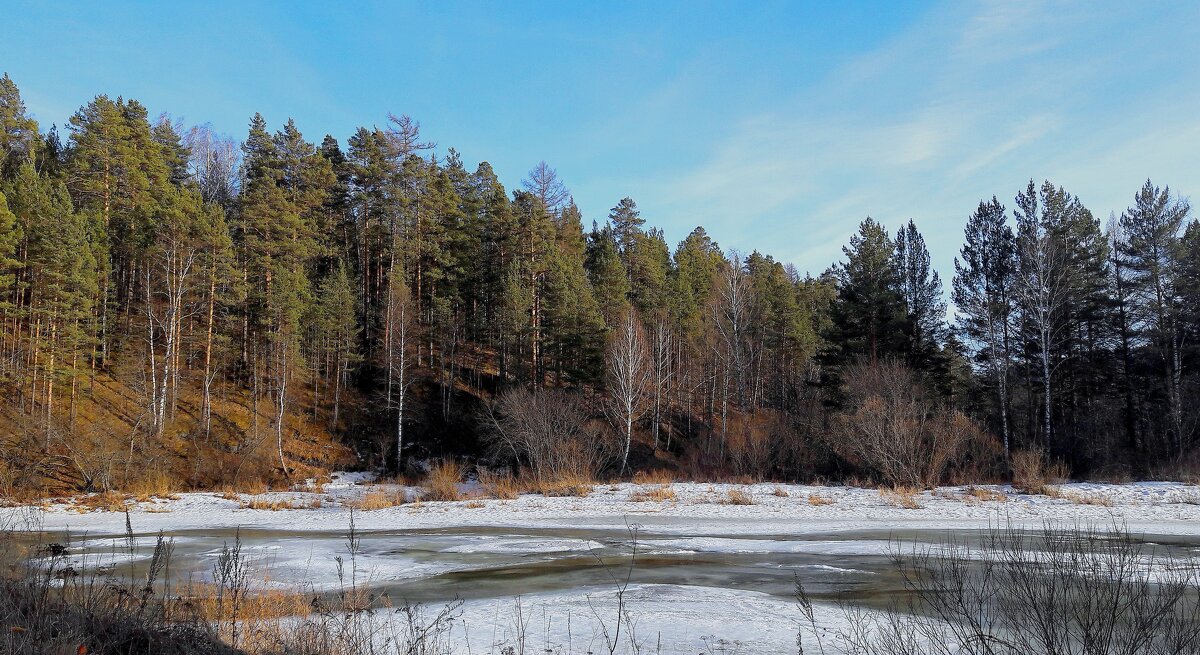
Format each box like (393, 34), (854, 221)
(825, 217), (907, 370)
(953, 198), (1016, 453)
(1119, 180), (1191, 456)
(0, 73), (39, 176)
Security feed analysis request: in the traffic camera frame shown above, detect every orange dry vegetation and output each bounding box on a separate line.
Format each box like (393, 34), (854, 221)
(0, 366), (356, 498)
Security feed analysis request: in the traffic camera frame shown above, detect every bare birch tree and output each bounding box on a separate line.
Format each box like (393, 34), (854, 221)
(649, 315), (674, 450)
(1016, 200), (1070, 447)
(386, 270), (415, 471)
(606, 308), (651, 474)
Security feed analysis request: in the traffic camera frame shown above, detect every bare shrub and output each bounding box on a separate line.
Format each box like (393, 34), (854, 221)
(1011, 448), (1070, 494)
(816, 522), (1200, 655)
(831, 360), (997, 488)
(483, 387), (615, 481)
(421, 460), (462, 501)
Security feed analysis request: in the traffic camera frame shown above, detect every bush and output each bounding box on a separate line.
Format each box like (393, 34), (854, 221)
(805, 522), (1200, 654)
(481, 388), (615, 481)
(830, 360), (999, 488)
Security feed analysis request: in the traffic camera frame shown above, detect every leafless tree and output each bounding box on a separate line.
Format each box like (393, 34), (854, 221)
(521, 161), (571, 214)
(649, 315), (674, 449)
(1016, 218), (1070, 447)
(385, 272), (415, 471)
(182, 123), (241, 205)
(606, 308), (652, 475)
(384, 113), (434, 160)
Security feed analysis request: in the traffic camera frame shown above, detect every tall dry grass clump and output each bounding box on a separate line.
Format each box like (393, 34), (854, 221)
(421, 460), (463, 501)
(629, 485), (677, 502)
(478, 470), (522, 500)
(533, 470), (595, 497)
(348, 489), (408, 510)
(724, 488), (755, 505)
(1011, 448), (1070, 495)
(880, 486), (923, 509)
(633, 469), (674, 485)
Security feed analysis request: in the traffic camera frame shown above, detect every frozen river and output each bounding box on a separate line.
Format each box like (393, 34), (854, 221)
(17, 480), (1200, 652)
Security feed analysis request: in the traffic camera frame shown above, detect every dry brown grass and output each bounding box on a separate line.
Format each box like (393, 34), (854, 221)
(532, 471), (594, 497)
(880, 486), (923, 509)
(421, 460), (463, 502)
(216, 479), (270, 496)
(807, 494), (834, 506)
(1061, 490), (1114, 507)
(965, 486), (1007, 502)
(1011, 449), (1070, 495)
(347, 489), (408, 510)
(463, 500), (485, 509)
(633, 469), (675, 485)
(629, 485), (677, 502)
(772, 486), (790, 497)
(723, 488), (755, 505)
(478, 470), (522, 500)
(124, 469), (179, 498)
(239, 497), (319, 511)
(71, 491), (131, 512)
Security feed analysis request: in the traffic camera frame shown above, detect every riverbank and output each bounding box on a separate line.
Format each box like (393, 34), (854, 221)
(18, 478), (1200, 537)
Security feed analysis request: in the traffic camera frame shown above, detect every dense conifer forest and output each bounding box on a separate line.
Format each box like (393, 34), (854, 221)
(1, 72), (1197, 493)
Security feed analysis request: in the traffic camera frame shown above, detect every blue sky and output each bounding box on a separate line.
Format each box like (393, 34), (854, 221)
(3, 1), (1198, 280)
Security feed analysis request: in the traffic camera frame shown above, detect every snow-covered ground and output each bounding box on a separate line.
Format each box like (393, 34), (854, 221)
(11, 478), (1200, 654)
(21, 479), (1200, 537)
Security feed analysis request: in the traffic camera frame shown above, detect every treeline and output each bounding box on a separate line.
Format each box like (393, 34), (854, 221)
(0, 73), (1197, 492)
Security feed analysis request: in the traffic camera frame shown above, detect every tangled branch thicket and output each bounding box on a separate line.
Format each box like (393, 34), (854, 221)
(800, 522), (1200, 655)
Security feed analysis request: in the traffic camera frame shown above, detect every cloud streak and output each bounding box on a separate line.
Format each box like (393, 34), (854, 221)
(626, 0), (1200, 281)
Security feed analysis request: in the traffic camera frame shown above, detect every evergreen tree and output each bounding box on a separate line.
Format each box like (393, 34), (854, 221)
(825, 217), (908, 370)
(894, 220), (950, 393)
(0, 73), (39, 175)
(585, 222), (631, 325)
(1119, 180), (1191, 455)
(953, 198), (1016, 453)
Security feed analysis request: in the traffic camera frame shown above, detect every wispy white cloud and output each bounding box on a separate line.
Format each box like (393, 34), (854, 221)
(623, 0), (1200, 279)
